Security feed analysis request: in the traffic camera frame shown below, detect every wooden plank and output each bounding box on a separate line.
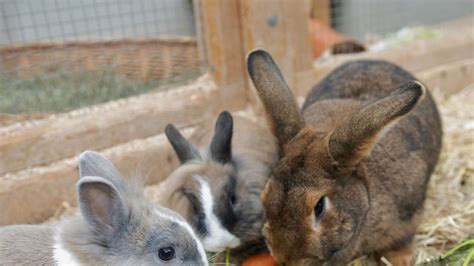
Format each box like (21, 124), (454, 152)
(0, 128), (195, 226)
(198, 0), (248, 110)
(417, 59), (474, 101)
(2, 58), (472, 226)
(0, 75), (218, 175)
(295, 23), (474, 97)
(239, 0), (313, 90)
(310, 0), (331, 25)
(238, 0), (313, 115)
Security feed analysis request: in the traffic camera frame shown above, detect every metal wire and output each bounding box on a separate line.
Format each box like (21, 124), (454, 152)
(0, 0), (200, 115)
(0, 0), (196, 44)
(330, 0), (473, 40)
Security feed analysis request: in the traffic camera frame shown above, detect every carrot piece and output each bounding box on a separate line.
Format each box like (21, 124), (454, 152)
(243, 252), (278, 266)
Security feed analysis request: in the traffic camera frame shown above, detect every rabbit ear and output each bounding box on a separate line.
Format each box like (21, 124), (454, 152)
(79, 151), (124, 187)
(77, 176), (129, 238)
(329, 81), (426, 168)
(210, 111), (233, 164)
(247, 49), (305, 147)
(165, 124), (202, 164)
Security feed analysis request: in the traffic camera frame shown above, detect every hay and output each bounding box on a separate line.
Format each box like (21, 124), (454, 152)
(420, 239), (474, 265)
(415, 84), (474, 263)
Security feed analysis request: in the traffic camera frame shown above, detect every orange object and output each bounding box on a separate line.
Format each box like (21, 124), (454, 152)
(243, 252), (278, 266)
(309, 18), (347, 57)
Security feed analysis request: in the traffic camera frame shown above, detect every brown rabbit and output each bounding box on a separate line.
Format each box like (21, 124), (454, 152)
(247, 50), (442, 265)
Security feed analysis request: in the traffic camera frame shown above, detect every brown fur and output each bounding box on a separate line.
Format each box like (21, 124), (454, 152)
(331, 40), (366, 55)
(155, 161), (236, 233)
(248, 50), (442, 265)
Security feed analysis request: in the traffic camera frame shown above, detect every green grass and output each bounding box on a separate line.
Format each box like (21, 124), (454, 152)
(206, 249), (231, 265)
(0, 68), (200, 114)
(418, 238), (474, 266)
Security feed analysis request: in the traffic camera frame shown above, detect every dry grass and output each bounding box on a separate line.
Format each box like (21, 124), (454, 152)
(0, 68), (200, 115)
(414, 84), (474, 263)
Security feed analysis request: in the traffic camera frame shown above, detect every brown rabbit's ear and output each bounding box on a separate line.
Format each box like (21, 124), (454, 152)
(247, 49), (305, 146)
(165, 124), (202, 164)
(329, 81), (426, 168)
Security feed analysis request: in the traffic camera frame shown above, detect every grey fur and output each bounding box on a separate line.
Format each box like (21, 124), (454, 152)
(165, 124), (202, 163)
(209, 111), (233, 163)
(79, 150), (123, 185)
(0, 225), (56, 265)
(0, 151), (208, 266)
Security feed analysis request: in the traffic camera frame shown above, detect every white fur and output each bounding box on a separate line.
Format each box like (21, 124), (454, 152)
(325, 196), (331, 212)
(196, 176), (241, 252)
(313, 196), (331, 229)
(53, 228), (80, 266)
(155, 211), (208, 266)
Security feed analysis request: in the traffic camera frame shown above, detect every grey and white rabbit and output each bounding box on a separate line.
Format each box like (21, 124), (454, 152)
(151, 111), (277, 262)
(0, 151), (208, 266)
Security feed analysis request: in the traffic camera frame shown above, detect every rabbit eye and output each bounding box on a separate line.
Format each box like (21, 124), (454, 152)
(227, 175), (237, 206)
(158, 246), (175, 261)
(314, 196), (326, 219)
(229, 193), (237, 205)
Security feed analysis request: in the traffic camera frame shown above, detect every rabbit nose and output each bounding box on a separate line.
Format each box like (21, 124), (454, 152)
(227, 237), (240, 248)
(202, 233), (241, 252)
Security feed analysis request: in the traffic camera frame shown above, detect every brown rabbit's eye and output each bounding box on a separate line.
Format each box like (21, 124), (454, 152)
(158, 246), (175, 261)
(314, 196), (326, 219)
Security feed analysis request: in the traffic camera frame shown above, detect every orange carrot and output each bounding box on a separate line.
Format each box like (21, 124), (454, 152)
(243, 252), (278, 266)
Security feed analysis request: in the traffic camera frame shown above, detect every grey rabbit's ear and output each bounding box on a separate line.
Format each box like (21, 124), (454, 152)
(165, 124), (202, 164)
(247, 49), (305, 147)
(79, 151), (123, 186)
(210, 111), (233, 164)
(77, 176), (129, 238)
(329, 81), (426, 169)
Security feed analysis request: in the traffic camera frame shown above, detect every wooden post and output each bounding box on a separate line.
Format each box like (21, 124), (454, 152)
(198, 0), (248, 111)
(198, 0), (314, 108)
(311, 0), (331, 25)
(239, 0), (313, 95)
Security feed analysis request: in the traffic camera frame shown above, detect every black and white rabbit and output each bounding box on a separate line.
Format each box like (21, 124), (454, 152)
(151, 111), (278, 262)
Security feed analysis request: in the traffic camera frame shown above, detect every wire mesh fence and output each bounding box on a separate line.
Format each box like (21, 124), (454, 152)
(330, 0), (473, 40)
(0, 0), (196, 43)
(0, 0), (201, 116)
(0, 0), (472, 118)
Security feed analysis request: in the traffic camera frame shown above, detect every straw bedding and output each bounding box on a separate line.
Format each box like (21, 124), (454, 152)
(413, 85), (474, 263)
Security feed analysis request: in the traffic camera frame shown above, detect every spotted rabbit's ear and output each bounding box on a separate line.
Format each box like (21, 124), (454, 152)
(210, 111), (233, 164)
(247, 49), (305, 148)
(165, 124), (202, 164)
(329, 81), (426, 169)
